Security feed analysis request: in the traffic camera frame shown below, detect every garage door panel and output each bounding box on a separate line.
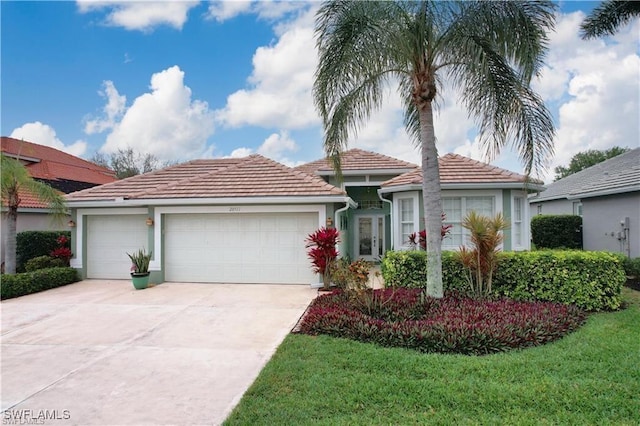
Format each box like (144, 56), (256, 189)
(87, 215), (148, 279)
(164, 212), (317, 284)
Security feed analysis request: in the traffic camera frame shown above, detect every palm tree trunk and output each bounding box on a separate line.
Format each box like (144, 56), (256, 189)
(419, 102), (443, 298)
(5, 205), (17, 274)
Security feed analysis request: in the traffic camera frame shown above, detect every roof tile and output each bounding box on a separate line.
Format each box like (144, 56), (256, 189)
(295, 148), (418, 175)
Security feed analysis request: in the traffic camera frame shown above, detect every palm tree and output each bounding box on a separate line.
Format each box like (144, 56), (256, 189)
(1, 154), (67, 274)
(314, 1), (556, 297)
(581, 1), (640, 39)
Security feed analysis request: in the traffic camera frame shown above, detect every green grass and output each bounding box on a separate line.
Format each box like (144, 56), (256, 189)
(224, 288), (640, 425)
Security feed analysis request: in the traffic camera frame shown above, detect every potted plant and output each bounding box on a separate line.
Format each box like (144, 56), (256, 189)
(305, 227), (339, 290)
(127, 248), (152, 290)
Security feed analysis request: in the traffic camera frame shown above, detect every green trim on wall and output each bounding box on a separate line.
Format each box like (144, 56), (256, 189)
(502, 189), (512, 251)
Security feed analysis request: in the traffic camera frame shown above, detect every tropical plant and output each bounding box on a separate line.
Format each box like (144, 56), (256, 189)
(1, 154), (67, 274)
(580, 0), (640, 39)
(127, 249), (152, 275)
(314, 1), (556, 297)
(305, 227), (340, 289)
(408, 213), (453, 249)
(458, 212), (509, 296)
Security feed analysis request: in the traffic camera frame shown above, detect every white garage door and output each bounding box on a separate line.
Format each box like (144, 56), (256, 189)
(164, 212), (318, 284)
(86, 215), (148, 279)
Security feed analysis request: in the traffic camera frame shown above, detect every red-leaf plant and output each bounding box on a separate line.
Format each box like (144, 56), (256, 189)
(50, 234), (72, 266)
(408, 213), (453, 249)
(305, 227), (340, 290)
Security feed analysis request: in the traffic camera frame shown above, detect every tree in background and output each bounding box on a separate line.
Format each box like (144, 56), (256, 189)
(314, 1), (556, 297)
(580, 1), (640, 39)
(553, 147), (630, 181)
(1, 154), (67, 274)
(90, 148), (165, 179)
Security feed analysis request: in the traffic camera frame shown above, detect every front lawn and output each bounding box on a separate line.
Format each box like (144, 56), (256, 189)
(224, 288), (640, 425)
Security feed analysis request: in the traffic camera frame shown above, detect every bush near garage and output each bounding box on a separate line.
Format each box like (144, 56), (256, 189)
(381, 250), (625, 311)
(16, 231), (71, 272)
(531, 215), (582, 249)
(0, 267), (79, 300)
(24, 255), (66, 272)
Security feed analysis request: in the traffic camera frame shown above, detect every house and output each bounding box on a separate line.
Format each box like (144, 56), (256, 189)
(1, 137), (117, 264)
(529, 148), (640, 257)
(64, 148), (541, 285)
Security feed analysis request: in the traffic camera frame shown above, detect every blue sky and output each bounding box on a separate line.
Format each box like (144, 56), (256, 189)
(2, 1), (638, 182)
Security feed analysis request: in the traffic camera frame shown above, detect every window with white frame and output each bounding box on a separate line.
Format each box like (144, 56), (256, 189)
(573, 201), (582, 217)
(399, 197), (415, 246)
(442, 196), (495, 249)
(513, 196), (523, 247)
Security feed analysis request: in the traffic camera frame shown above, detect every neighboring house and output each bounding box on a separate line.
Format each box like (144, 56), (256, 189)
(1, 137), (117, 264)
(529, 148), (640, 257)
(64, 149), (542, 285)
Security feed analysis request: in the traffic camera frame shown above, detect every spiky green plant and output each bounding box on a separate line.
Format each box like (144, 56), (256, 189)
(314, 1), (556, 298)
(580, 1), (640, 39)
(458, 212), (509, 296)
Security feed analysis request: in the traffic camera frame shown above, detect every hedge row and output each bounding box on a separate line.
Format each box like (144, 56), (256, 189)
(531, 215), (582, 249)
(380, 250), (625, 311)
(1, 267), (79, 300)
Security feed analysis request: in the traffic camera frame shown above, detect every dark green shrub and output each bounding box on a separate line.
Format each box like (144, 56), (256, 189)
(16, 231), (71, 272)
(25, 255), (66, 272)
(381, 250), (466, 291)
(493, 251), (625, 311)
(1, 267), (78, 300)
(531, 215), (582, 249)
(622, 257), (640, 277)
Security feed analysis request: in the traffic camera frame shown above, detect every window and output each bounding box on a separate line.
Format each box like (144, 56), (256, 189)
(442, 196), (495, 249)
(573, 202), (583, 217)
(537, 204), (542, 215)
(399, 198), (414, 246)
(513, 196), (523, 247)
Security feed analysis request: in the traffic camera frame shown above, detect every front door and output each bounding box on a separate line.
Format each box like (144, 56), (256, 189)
(356, 215), (385, 261)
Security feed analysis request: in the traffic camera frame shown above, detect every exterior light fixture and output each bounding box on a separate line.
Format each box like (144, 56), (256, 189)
(146, 217), (154, 226)
(326, 217), (333, 227)
(68, 220), (76, 228)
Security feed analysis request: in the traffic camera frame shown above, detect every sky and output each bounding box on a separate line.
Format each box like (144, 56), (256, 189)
(2, 1), (639, 183)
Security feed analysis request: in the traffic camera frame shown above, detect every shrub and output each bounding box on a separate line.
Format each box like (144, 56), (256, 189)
(298, 288), (586, 355)
(531, 215), (582, 249)
(381, 250), (467, 291)
(16, 231), (71, 272)
(306, 227), (340, 289)
(493, 251), (625, 311)
(1, 267), (79, 300)
(24, 255), (66, 272)
(382, 249), (625, 311)
(622, 257), (640, 277)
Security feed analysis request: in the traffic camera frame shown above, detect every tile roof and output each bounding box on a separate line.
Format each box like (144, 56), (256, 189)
(530, 147), (640, 201)
(381, 153), (534, 187)
(66, 155), (347, 202)
(294, 148), (419, 175)
(1, 137), (117, 186)
(13, 188), (64, 209)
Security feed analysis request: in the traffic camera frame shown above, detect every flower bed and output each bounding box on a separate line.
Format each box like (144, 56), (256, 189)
(298, 288), (586, 355)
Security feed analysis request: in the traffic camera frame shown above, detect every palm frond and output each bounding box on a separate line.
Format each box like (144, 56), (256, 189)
(581, 0), (640, 39)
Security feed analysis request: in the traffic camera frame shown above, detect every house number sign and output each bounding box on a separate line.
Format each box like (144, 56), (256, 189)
(229, 207), (241, 212)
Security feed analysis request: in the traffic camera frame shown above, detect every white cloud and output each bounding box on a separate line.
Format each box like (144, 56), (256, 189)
(76, 1), (199, 31)
(98, 66), (215, 161)
(215, 7), (319, 129)
(84, 81), (126, 134)
(227, 130), (300, 166)
(10, 122), (87, 157)
(206, 0), (308, 23)
(534, 11), (640, 182)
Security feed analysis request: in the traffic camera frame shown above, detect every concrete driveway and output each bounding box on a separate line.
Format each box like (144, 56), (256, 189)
(1, 280), (317, 425)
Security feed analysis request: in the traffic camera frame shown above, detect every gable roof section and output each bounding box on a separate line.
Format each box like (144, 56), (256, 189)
(1, 137), (117, 187)
(66, 155), (347, 203)
(380, 153), (538, 191)
(531, 148), (640, 202)
(294, 148), (419, 175)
